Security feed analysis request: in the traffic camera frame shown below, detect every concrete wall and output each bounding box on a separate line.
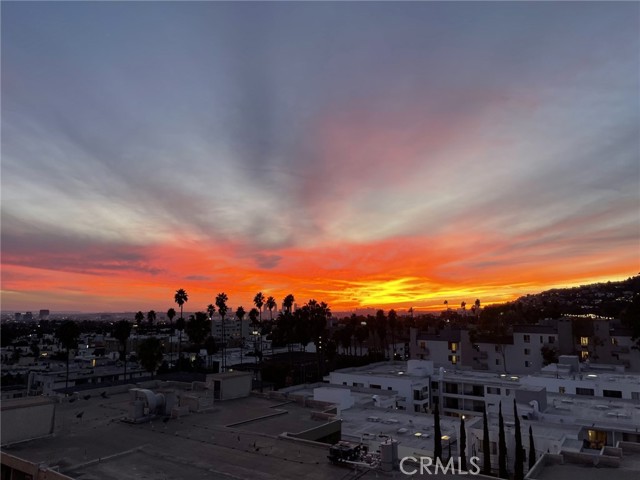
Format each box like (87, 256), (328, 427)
(1, 398), (56, 445)
(1, 452), (75, 480)
(221, 373), (251, 400)
(289, 419), (341, 444)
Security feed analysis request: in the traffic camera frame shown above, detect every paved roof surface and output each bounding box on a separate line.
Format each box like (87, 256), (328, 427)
(2, 389), (377, 480)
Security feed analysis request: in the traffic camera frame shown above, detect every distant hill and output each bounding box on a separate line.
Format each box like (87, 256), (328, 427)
(514, 275), (639, 319)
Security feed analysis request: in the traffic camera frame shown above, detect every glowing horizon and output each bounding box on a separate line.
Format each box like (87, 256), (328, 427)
(2, 2), (638, 313)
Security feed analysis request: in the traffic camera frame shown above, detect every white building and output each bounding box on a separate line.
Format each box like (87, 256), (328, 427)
(327, 360), (433, 413)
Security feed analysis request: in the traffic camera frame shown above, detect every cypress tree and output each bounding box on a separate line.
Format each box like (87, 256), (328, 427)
(514, 399), (524, 480)
(433, 402), (442, 461)
(498, 402), (508, 478)
(482, 406), (491, 475)
(460, 416), (467, 471)
(528, 425), (536, 470)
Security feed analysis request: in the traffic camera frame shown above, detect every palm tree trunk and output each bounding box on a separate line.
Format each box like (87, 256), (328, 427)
(123, 344), (127, 381)
(221, 317), (225, 372)
(169, 319), (173, 368)
(66, 348), (70, 389)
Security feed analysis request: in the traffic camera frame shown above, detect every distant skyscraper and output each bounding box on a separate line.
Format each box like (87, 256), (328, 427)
(24, 312), (34, 322)
(14, 312), (22, 322)
(39, 309), (50, 320)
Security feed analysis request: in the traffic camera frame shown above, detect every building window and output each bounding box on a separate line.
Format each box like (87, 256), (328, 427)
(525, 361), (530, 367)
(549, 336), (555, 344)
(580, 337), (589, 346)
(487, 387), (501, 395)
(611, 338), (618, 346)
(524, 335), (531, 343)
(419, 341), (427, 349)
(559, 387), (566, 394)
(449, 342), (458, 352)
(370, 384), (381, 389)
(524, 348), (531, 355)
(448, 354), (458, 364)
(576, 387), (595, 396)
(540, 336), (543, 344)
(632, 392), (640, 401)
(580, 351), (590, 360)
(495, 359), (501, 365)
(587, 430), (607, 449)
(603, 390), (622, 398)
(495, 345), (500, 353)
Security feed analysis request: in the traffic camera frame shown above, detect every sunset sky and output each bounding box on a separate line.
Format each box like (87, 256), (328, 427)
(2, 2), (638, 314)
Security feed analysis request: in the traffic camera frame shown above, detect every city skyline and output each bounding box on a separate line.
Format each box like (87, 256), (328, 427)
(2, 2), (639, 312)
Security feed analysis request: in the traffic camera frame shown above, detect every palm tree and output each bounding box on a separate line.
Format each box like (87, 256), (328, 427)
(375, 309), (387, 355)
(283, 294), (295, 313)
(113, 320), (132, 381)
(253, 292), (265, 324)
(147, 310), (156, 332)
(388, 309), (398, 359)
(174, 288), (188, 320)
(56, 320), (80, 390)
(236, 306), (246, 364)
(174, 289), (188, 370)
(266, 296), (276, 321)
(135, 311), (144, 332)
(215, 293), (229, 371)
(167, 308), (176, 367)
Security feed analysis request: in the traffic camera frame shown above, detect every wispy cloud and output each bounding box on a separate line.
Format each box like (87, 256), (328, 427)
(1, 1), (637, 311)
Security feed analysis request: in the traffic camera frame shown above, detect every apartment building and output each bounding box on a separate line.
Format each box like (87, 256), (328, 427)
(410, 317), (640, 374)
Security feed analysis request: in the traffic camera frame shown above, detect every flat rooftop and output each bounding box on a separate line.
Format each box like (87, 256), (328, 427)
(331, 361), (431, 381)
(534, 451), (640, 480)
(2, 388), (379, 480)
(340, 405), (461, 453)
(545, 393), (640, 432)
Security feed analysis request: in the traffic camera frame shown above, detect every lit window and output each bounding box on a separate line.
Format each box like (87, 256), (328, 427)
(580, 337), (589, 346)
(580, 351), (590, 360)
(559, 387), (566, 394)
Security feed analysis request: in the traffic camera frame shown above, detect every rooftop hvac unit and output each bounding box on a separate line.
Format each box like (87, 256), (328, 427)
(124, 388), (176, 423)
